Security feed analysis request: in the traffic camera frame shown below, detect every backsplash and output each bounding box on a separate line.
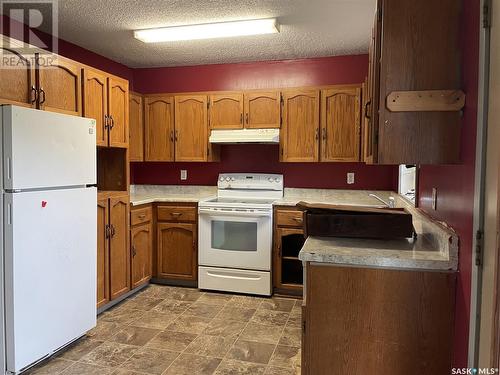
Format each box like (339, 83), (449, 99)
(131, 144), (398, 190)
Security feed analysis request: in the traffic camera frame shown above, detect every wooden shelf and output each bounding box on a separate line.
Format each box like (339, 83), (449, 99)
(282, 256), (301, 261)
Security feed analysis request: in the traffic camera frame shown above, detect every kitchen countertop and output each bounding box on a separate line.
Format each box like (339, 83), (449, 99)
(130, 185), (396, 207)
(298, 196), (458, 271)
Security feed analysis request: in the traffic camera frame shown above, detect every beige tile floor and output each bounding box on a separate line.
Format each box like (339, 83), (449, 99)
(26, 285), (302, 375)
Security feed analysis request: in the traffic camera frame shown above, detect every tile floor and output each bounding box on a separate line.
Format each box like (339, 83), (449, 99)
(26, 285), (302, 375)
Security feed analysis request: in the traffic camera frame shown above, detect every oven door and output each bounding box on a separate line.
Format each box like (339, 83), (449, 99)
(198, 207), (272, 271)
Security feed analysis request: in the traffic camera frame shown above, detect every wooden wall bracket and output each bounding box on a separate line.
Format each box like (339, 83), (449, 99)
(386, 90), (465, 112)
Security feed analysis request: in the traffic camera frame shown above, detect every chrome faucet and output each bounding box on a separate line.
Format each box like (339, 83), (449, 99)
(369, 194), (396, 208)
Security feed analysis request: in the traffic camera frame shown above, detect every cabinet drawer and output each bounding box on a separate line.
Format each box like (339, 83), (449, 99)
(157, 206), (197, 222)
(131, 206), (152, 226)
(276, 210), (304, 227)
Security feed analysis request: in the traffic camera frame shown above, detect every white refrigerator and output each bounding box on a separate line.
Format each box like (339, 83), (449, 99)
(0, 105), (97, 374)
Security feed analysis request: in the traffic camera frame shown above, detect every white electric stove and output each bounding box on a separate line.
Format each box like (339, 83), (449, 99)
(198, 173), (284, 296)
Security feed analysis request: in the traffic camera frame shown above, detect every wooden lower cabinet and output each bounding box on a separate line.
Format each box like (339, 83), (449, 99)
(97, 193), (131, 308)
(130, 205), (153, 288)
(157, 222), (197, 281)
(97, 198), (110, 308)
(273, 207), (305, 296)
(302, 263), (456, 375)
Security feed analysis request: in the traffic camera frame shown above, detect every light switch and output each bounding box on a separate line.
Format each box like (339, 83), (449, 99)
(180, 170), (187, 180)
(347, 173), (355, 185)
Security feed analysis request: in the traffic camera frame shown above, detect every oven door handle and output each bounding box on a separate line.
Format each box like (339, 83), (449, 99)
(198, 208), (271, 218)
(206, 271), (262, 281)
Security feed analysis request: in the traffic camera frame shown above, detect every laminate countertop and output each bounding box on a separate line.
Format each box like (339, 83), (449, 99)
(298, 196), (458, 271)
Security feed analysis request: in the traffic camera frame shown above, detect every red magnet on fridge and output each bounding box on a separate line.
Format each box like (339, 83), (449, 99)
(41, 201), (47, 208)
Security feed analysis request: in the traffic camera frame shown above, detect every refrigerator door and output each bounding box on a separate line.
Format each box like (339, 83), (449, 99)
(2, 105), (96, 190)
(4, 187), (97, 373)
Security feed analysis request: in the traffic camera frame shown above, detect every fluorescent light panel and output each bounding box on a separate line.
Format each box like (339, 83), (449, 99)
(134, 18), (279, 43)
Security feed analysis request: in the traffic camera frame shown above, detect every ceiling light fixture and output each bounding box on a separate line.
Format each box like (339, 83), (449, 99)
(134, 18), (280, 43)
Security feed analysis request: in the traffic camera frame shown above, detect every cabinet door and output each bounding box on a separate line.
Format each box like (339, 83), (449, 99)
(108, 77), (129, 148)
(83, 68), (108, 147)
(131, 222), (152, 288)
(145, 96), (175, 161)
(97, 198), (110, 308)
(274, 227), (304, 293)
(174, 95), (208, 162)
(38, 56), (82, 116)
(0, 48), (36, 108)
(244, 91), (281, 128)
(320, 86), (361, 162)
(157, 222), (197, 281)
(209, 93), (244, 129)
(129, 93), (144, 161)
(109, 196), (130, 300)
(280, 90), (319, 162)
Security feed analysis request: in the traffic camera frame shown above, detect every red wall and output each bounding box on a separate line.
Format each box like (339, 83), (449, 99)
(131, 144), (398, 189)
(131, 55), (399, 190)
(417, 0), (479, 367)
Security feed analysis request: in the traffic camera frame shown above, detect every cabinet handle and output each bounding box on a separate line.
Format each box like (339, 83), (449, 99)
(174, 130), (178, 141)
(109, 116), (115, 130)
(364, 100), (372, 119)
(245, 113), (249, 124)
(110, 224), (116, 237)
(131, 245), (137, 257)
(104, 114), (109, 129)
(170, 130), (174, 142)
(293, 217), (302, 222)
(322, 128), (327, 141)
(170, 212), (182, 217)
(39, 87), (46, 105)
(30, 86), (38, 104)
(315, 128), (319, 140)
(138, 214), (146, 219)
(240, 113), (243, 124)
(105, 224), (111, 239)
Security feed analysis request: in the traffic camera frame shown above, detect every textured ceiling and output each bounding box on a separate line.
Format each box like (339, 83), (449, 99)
(57, 0), (376, 68)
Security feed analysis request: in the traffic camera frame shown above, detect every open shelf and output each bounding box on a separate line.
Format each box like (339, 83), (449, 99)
(282, 258), (303, 285)
(97, 148), (128, 192)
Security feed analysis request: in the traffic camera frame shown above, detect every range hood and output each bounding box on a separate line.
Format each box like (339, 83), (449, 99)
(209, 128), (280, 144)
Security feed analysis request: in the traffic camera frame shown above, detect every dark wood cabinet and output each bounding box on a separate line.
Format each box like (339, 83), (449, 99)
(156, 204), (198, 282)
(273, 207), (304, 296)
(364, 0), (462, 164)
(130, 205), (152, 288)
(302, 264), (456, 375)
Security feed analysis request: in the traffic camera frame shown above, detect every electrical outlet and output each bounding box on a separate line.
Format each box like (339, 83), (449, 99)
(347, 172), (355, 185)
(180, 170), (187, 180)
(432, 188), (437, 210)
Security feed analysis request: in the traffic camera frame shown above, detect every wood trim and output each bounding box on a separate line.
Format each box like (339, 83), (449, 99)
(386, 90), (465, 112)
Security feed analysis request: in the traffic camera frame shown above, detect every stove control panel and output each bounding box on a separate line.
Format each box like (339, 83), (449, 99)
(217, 173), (283, 191)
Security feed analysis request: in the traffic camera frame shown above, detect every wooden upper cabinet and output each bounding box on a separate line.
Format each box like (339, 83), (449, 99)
(157, 222), (197, 281)
(131, 221), (152, 288)
(108, 77), (129, 148)
(129, 93), (144, 161)
(244, 91), (281, 128)
(0, 48), (36, 108)
(280, 90), (319, 162)
(145, 96), (175, 161)
(38, 56), (81, 116)
(174, 95), (208, 162)
(109, 196), (130, 300)
(97, 198), (110, 308)
(83, 68), (108, 147)
(209, 93), (244, 129)
(320, 86), (361, 162)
